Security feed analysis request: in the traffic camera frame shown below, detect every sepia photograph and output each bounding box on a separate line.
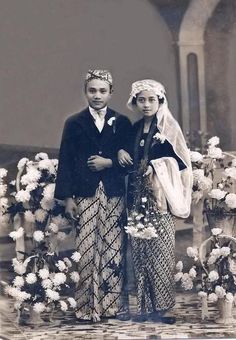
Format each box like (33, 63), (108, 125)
(1, 0), (236, 339)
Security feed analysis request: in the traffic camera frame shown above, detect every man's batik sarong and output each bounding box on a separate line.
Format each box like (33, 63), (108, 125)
(75, 182), (125, 322)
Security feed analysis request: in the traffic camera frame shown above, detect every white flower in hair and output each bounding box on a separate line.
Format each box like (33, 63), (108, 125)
(107, 117), (116, 126)
(153, 132), (166, 143)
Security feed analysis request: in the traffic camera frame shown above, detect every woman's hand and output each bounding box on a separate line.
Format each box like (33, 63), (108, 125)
(118, 149), (133, 167)
(65, 198), (77, 219)
(87, 155), (112, 172)
(143, 165), (153, 177)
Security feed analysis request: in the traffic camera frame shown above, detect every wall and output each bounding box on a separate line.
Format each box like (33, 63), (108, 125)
(0, 0), (178, 148)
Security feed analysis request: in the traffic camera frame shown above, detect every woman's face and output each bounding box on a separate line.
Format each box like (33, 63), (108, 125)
(136, 90), (160, 117)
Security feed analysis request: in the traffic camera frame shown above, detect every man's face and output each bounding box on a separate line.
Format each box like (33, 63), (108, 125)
(85, 79), (112, 110)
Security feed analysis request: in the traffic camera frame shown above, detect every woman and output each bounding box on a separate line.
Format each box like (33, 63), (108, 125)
(118, 79), (192, 323)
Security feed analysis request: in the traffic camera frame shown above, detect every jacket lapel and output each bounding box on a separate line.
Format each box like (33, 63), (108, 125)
(100, 108), (117, 146)
(78, 108), (100, 147)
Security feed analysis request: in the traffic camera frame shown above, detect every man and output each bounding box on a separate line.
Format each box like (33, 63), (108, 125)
(54, 70), (131, 322)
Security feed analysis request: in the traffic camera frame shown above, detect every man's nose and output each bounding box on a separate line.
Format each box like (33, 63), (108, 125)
(94, 92), (101, 99)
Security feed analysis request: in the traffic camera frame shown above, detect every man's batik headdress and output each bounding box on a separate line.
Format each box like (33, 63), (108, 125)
(85, 69), (113, 86)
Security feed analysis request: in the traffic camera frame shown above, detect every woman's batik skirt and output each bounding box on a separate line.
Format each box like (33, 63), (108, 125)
(75, 182), (125, 322)
(131, 211), (175, 315)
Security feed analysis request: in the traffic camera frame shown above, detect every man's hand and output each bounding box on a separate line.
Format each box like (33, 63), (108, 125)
(143, 165), (153, 177)
(65, 198), (77, 219)
(118, 149), (133, 167)
(87, 155), (112, 172)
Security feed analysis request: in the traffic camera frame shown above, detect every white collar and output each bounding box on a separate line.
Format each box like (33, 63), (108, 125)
(89, 106), (107, 120)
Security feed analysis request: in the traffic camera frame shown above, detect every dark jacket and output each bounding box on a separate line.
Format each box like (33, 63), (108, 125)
(54, 107), (132, 200)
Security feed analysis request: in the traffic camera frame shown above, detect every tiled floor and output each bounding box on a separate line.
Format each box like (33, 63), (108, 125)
(1, 293), (236, 340)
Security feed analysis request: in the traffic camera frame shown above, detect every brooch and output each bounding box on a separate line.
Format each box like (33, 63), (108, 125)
(140, 139), (145, 147)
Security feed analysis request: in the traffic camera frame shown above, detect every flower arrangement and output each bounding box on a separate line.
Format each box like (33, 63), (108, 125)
(190, 136), (236, 215)
(125, 160), (158, 239)
(175, 227), (236, 320)
(1, 153), (80, 320)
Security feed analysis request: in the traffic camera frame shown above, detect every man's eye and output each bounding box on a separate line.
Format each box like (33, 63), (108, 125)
(101, 90), (107, 94)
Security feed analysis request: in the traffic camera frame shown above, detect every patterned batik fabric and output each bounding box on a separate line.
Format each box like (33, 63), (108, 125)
(75, 182), (125, 322)
(131, 211), (175, 315)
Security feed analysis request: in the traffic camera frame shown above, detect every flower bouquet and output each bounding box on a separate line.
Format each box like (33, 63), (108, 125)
(175, 227), (236, 323)
(191, 136), (236, 236)
(1, 153), (80, 324)
(125, 160), (158, 239)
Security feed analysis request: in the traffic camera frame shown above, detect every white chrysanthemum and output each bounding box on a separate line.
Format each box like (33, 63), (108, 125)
(189, 268), (197, 279)
(33, 230), (44, 243)
(17, 158), (29, 170)
(63, 257), (72, 268)
(232, 159), (236, 167)
(40, 198), (55, 211)
(220, 246), (231, 257)
(14, 301), (22, 310)
(187, 247), (198, 259)
(9, 227), (24, 241)
(12, 259), (26, 275)
(208, 270), (219, 282)
(25, 182), (38, 192)
(33, 302), (46, 313)
(225, 193), (236, 209)
(41, 278), (53, 289)
(59, 300), (68, 312)
(21, 168), (41, 185)
(71, 251), (82, 263)
(38, 159), (55, 174)
(70, 272), (80, 283)
(38, 268), (50, 280)
(208, 188), (227, 200)
(193, 169), (204, 182)
(207, 147), (223, 159)
(176, 261), (183, 272)
(181, 273), (193, 290)
(0, 197), (8, 209)
(35, 153), (49, 161)
(26, 273), (37, 284)
(226, 292), (234, 303)
(207, 136), (220, 147)
(211, 228), (222, 236)
(223, 167), (236, 180)
(52, 159), (58, 167)
(48, 223), (59, 233)
(13, 276), (24, 288)
(211, 248), (221, 257)
(198, 176), (213, 192)
(15, 190), (31, 203)
(0, 184), (7, 197)
(198, 291), (207, 298)
(174, 272), (183, 282)
(56, 260), (66, 272)
(6, 286), (31, 302)
(190, 151), (203, 163)
(46, 289), (60, 301)
(0, 168), (8, 179)
(34, 209), (47, 222)
(208, 293), (218, 303)
(67, 297), (77, 308)
(24, 210), (35, 223)
(215, 285), (226, 298)
(43, 184), (55, 201)
(52, 273), (67, 286)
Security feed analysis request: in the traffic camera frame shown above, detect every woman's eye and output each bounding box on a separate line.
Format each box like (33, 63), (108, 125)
(137, 98), (145, 103)
(149, 98), (156, 102)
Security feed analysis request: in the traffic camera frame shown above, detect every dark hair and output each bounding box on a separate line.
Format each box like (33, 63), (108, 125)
(132, 94), (164, 106)
(84, 80), (113, 93)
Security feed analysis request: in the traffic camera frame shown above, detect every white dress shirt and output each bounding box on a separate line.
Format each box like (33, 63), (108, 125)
(89, 106), (107, 133)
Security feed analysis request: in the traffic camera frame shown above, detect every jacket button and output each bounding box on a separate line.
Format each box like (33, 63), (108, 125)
(98, 151), (102, 155)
